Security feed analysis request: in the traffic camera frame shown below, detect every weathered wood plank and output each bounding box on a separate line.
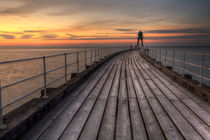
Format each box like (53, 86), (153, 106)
(115, 57), (132, 140)
(136, 54), (210, 138)
(97, 57), (123, 140)
(131, 60), (165, 140)
(19, 57), (118, 140)
(130, 56), (183, 140)
(138, 54), (210, 113)
(138, 55), (210, 125)
(134, 54), (204, 140)
(78, 63), (119, 140)
(38, 56), (119, 140)
(126, 56), (148, 140)
(59, 57), (119, 140)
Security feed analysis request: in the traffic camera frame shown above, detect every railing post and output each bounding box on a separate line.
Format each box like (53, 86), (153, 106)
(85, 50), (87, 67)
(91, 50), (93, 65)
(172, 50), (175, 68)
(150, 48), (152, 57)
(153, 48), (155, 59)
(95, 49), (96, 62)
(101, 48), (102, 59)
(0, 82), (6, 129)
(64, 53), (67, 82)
(42, 56), (48, 98)
(98, 48), (100, 60)
(77, 52), (79, 73)
(105, 48), (106, 57)
(165, 49), (167, 66)
(199, 55), (204, 86)
(182, 52), (185, 75)
(160, 49), (162, 63)
(148, 48), (150, 57)
(151, 48), (153, 58)
(155, 48), (157, 60)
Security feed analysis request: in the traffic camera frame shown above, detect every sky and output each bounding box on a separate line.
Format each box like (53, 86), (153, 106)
(0, 0), (210, 47)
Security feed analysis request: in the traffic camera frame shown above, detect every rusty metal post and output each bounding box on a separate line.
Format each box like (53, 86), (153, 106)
(64, 53), (67, 82)
(0, 82), (6, 129)
(85, 50), (87, 67)
(95, 49), (96, 62)
(77, 52), (79, 73)
(101, 48), (102, 59)
(155, 48), (157, 61)
(172, 50), (175, 68)
(91, 50), (93, 64)
(98, 48), (100, 60)
(160, 49), (162, 63)
(42, 56), (48, 98)
(182, 52), (185, 75)
(165, 49), (167, 66)
(199, 55), (204, 86)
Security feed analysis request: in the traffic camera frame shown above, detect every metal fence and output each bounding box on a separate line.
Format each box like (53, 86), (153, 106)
(0, 47), (128, 128)
(145, 48), (210, 88)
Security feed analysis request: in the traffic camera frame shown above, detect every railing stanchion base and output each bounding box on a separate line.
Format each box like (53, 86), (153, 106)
(0, 123), (6, 130)
(42, 94), (48, 99)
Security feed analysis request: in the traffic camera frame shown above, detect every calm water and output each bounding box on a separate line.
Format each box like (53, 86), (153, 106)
(0, 47), (96, 114)
(0, 46), (209, 115)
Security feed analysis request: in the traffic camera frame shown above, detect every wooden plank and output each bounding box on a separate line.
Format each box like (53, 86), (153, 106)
(146, 63), (210, 126)
(130, 61), (165, 140)
(59, 57), (119, 140)
(173, 100), (210, 139)
(125, 56), (148, 140)
(140, 56), (210, 121)
(20, 85), (82, 140)
(115, 57), (132, 140)
(134, 54), (204, 140)
(182, 99), (210, 126)
(97, 57), (123, 140)
(38, 56), (120, 140)
(19, 57), (118, 140)
(78, 63), (118, 140)
(138, 54), (210, 113)
(135, 54), (210, 138)
(130, 56), (184, 140)
(147, 79), (210, 139)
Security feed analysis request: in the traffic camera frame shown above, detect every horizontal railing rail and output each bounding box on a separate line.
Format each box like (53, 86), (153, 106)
(0, 47), (129, 129)
(144, 47), (210, 88)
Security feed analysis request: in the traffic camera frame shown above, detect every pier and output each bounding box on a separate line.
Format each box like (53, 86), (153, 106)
(0, 49), (210, 139)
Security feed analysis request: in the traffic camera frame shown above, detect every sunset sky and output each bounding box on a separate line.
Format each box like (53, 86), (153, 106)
(0, 0), (210, 47)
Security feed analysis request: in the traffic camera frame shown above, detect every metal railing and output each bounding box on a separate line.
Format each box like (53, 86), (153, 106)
(0, 47), (128, 128)
(144, 47), (210, 88)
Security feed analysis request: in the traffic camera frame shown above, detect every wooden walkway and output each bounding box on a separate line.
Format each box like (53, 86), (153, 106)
(19, 51), (210, 140)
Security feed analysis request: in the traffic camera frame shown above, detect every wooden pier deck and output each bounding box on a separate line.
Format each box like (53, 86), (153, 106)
(19, 51), (210, 140)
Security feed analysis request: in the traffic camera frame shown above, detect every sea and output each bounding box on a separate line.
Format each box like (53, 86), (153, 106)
(0, 47), (96, 114)
(0, 46), (209, 115)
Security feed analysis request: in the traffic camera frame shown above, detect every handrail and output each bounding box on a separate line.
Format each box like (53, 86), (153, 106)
(150, 48), (210, 56)
(0, 47), (129, 128)
(161, 55), (210, 71)
(146, 47), (210, 87)
(0, 47), (124, 64)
